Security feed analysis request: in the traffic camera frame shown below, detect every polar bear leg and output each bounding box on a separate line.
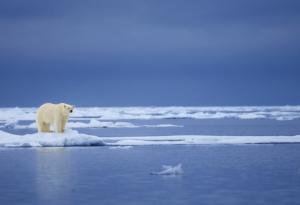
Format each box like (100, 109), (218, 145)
(61, 118), (67, 132)
(37, 121), (50, 132)
(43, 123), (51, 132)
(55, 120), (64, 133)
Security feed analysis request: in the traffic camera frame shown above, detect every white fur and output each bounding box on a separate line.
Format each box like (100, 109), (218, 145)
(36, 103), (74, 133)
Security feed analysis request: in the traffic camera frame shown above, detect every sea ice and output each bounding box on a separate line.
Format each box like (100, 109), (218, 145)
(109, 146), (133, 150)
(1, 106), (300, 125)
(0, 129), (104, 147)
(103, 135), (300, 146)
(11, 119), (180, 129)
(1, 130), (300, 148)
(151, 164), (183, 175)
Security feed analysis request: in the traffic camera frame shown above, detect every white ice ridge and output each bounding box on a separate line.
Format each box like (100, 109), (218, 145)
(0, 129), (104, 148)
(1, 106), (300, 123)
(151, 164), (183, 175)
(109, 146), (133, 150)
(102, 135), (300, 146)
(10, 119), (181, 129)
(1, 130), (300, 148)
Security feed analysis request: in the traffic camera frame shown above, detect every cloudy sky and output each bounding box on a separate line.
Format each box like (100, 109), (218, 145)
(0, 0), (299, 106)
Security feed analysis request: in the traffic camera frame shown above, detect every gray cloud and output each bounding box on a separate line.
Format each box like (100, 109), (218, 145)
(0, 0), (299, 70)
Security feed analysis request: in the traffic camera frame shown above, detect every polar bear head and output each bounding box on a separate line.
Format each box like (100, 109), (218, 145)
(60, 103), (74, 116)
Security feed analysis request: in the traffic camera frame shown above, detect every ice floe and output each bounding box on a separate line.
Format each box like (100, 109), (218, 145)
(1, 129), (300, 148)
(103, 135), (300, 146)
(67, 119), (138, 128)
(0, 129), (104, 148)
(109, 146), (133, 150)
(1, 106), (300, 124)
(8, 119), (181, 129)
(151, 164), (183, 175)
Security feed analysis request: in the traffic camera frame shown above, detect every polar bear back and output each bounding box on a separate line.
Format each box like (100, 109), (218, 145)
(37, 103), (59, 124)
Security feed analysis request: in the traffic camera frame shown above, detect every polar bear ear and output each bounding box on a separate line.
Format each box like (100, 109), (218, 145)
(64, 104), (66, 108)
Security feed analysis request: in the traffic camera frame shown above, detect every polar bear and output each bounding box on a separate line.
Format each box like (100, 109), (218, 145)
(36, 103), (74, 133)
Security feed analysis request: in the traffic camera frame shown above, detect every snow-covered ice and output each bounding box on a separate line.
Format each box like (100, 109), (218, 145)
(68, 119), (138, 128)
(0, 129), (104, 148)
(103, 135), (300, 146)
(1, 106), (300, 125)
(1, 106), (300, 148)
(8, 119), (181, 129)
(12, 119), (139, 129)
(1, 129), (300, 148)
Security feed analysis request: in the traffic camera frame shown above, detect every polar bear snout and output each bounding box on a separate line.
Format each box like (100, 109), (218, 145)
(70, 110), (73, 113)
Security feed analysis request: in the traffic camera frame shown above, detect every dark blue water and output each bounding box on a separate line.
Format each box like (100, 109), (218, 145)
(0, 145), (300, 205)
(79, 118), (300, 137)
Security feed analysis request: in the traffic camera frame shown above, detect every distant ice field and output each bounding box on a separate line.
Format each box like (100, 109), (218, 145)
(1, 106), (300, 148)
(1, 106), (300, 122)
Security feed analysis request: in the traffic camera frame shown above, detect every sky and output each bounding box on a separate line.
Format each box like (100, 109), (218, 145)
(0, 0), (300, 107)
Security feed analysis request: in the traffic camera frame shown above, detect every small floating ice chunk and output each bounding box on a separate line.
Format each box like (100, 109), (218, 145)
(143, 124), (183, 128)
(109, 146), (133, 150)
(151, 164), (183, 175)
